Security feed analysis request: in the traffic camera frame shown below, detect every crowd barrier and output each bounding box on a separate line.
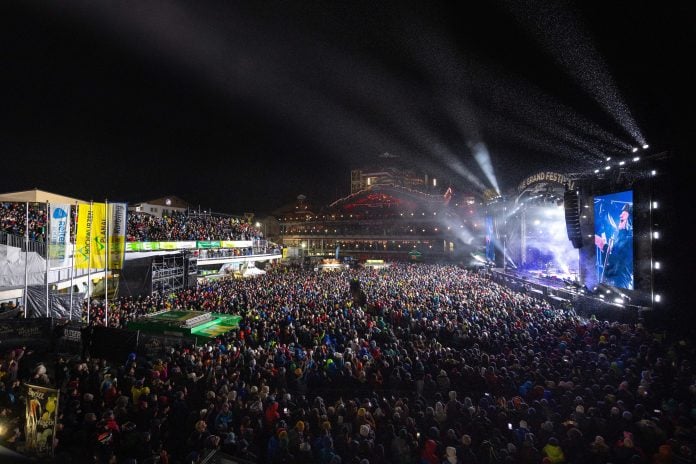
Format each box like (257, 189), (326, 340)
(0, 318), (201, 363)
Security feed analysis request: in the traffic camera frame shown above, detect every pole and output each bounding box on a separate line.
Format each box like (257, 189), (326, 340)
(23, 202), (29, 318)
(105, 200), (109, 327)
(86, 201), (93, 325)
(45, 201), (50, 317)
(69, 202), (77, 322)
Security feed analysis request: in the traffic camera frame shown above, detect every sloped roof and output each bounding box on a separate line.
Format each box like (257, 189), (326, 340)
(0, 189), (88, 204)
(136, 196), (189, 208)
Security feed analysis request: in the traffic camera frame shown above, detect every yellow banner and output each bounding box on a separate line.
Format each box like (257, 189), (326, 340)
(74, 203), (107, 269)
(75, 204), (93, 269)
(90, 203), (107, 269)
(26, 384), (59, 457)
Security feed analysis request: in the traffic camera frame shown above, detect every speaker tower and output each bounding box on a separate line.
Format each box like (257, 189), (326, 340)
(564, 189), (583, 249)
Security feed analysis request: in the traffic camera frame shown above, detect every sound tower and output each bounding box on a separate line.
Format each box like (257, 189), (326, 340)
(564, 189), (583, 249)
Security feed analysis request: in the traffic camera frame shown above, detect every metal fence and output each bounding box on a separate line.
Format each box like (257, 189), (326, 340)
(0, 230), (46, 256)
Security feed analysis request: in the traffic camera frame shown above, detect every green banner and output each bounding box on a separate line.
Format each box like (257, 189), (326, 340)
(126, 241), (197, 252)
(197, 241), (222, 249)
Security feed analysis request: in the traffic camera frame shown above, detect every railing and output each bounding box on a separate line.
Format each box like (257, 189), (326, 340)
(0, 230), (46, 256)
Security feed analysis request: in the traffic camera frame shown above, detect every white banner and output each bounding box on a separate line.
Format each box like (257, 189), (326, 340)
(108, 203), (127, 269)
(49, 203), (71, 269)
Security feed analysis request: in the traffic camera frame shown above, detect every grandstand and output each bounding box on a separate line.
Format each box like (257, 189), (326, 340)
(0, 190), (281, 317)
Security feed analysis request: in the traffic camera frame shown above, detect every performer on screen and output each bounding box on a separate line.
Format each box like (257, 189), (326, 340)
(595, 203), (633, 289)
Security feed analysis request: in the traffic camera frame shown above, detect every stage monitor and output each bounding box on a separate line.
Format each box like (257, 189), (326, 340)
(594, 190), (633, 290)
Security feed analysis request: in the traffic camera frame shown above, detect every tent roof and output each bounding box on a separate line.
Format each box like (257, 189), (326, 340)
(0, 189), (88, 204)
(242, 266), (266, 277)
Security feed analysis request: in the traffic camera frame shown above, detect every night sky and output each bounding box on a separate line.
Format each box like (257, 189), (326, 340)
(1, 1), (689, 214)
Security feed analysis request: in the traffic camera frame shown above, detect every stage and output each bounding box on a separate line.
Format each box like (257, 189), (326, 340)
(127, 310), (241, 340)
(486, 268), (648, 324)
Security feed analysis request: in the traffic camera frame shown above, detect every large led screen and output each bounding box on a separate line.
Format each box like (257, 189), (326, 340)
(594, 190), (633, 290)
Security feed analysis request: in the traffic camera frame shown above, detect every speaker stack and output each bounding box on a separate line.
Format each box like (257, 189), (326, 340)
(564, 189), (583, 249)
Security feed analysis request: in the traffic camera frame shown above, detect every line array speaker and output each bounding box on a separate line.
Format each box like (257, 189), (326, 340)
(564, 190), (583, 249)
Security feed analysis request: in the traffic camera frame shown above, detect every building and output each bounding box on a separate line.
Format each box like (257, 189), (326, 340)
(128, 196), (189, 218)
(277, 179), (485, 262)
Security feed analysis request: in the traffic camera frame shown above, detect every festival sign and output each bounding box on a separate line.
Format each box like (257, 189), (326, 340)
(25, 384), (59, 457)
(517, 171), (575, 193)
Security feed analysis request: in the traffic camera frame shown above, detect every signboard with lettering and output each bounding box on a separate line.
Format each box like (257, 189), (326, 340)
(0, 318), (52, 349)
(25, 384), (59, 457)
(517, 171), (575, 193)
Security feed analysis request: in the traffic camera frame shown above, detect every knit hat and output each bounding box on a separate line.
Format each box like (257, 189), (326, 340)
(359, 424), (370, 437)
(295, 421), (305, 432)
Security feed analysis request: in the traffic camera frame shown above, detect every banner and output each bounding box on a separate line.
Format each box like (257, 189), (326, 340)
(0, 318), (52, 349)
(48, 203), (71, 269)
(197, 241), (221, 249)
(91, 202), (107, 269)
(75, 204), (93, 269)
(108, 203), (127, 269)
(220, 240), (253, 248)
(75, 203), (106, 269)
(125, 241), (197, 252)
(25, 384), (59, 457)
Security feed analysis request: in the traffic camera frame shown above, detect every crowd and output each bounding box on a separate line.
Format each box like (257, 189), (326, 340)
(1, 204), (262, 244)
(1, 264), (695, 464)
(0, 202), (48, 242)
(126, 212), (263, 242)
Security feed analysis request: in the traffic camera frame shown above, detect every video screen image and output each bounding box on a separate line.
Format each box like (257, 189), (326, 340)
(594, 190), (633, 290)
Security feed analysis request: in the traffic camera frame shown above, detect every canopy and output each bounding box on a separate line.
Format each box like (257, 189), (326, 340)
(0, 188), (88, 204)
(242, 266), (266, 277)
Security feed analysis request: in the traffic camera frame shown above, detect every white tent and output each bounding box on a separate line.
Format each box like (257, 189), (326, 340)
(242, 266), (266, 277)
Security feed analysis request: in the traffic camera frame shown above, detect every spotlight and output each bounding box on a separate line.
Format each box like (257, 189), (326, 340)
(606, 157), (611, 161)
(619, 161), (625, 166)
(604, 165), (611, 170)
(632, 147), (638, 153)
(642, 144), (649, 149)
(651, 170), (657, 176)
(654, 294), (661, 303)
(594, 169), (600, 173)
(654, 261), (661, 270)
(613, 297), (624, 304)
(653, 231), (660, 239)
(652, 201), (658, 209)
(632, 156), (640, 162)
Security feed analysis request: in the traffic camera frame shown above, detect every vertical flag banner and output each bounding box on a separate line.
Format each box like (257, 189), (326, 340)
(90, 202), (107, 269)
(75, 204), (93, 269)
(25, 384), (59, 457)
(48, 203), (71, 269)
(108, 203), (127, 269)
(75, 203), (107, 269)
